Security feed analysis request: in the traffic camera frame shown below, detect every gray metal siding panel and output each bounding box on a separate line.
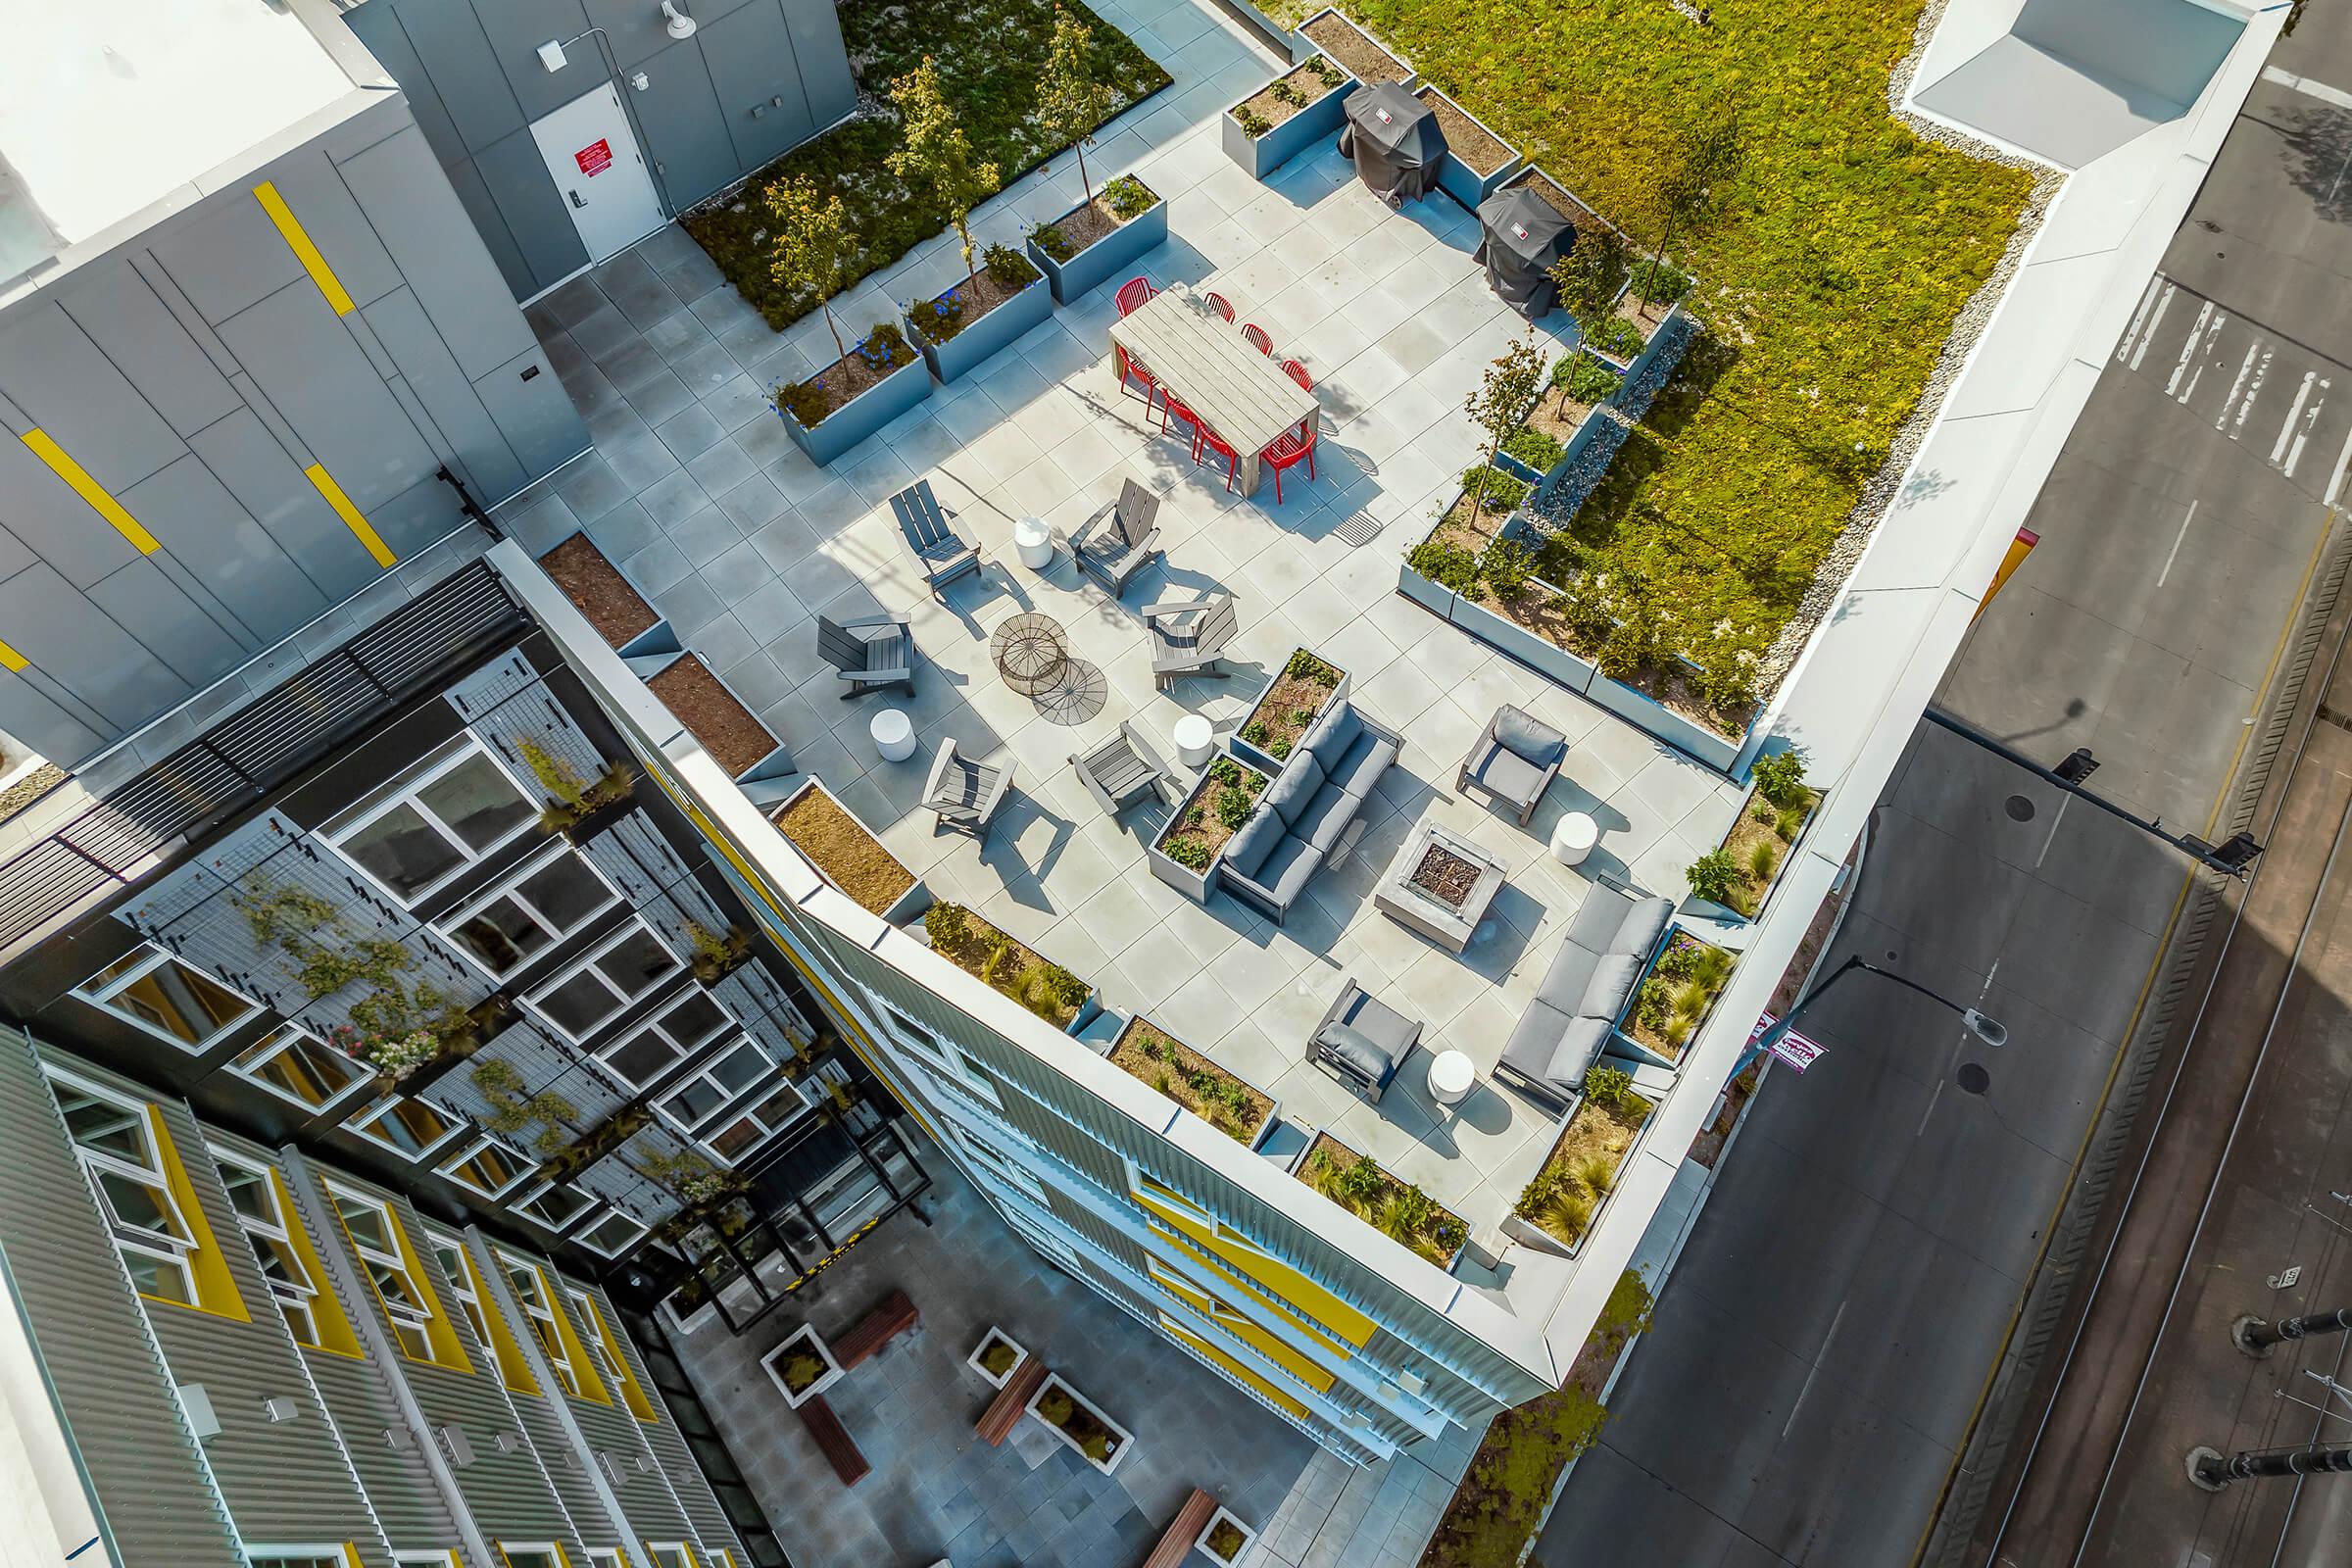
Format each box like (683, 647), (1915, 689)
(150, 195), (315, 327)
(265, 153), (407, 314)
(343, 2), (469, 170)
(0, 427), (150, 590)
(627, 40), (741, 214)
(82, 556), (247, 685)
(393, 0), (530, 156)
(700, 4), (814, 172)
(365, 288), (529, 502)
(116, 451), (333, 635)
(0, 563), (192, 725)
(0, 1031), (242, 1566)
(476, 2), (597, 122)
(0, 304), (191, 489)
(445, 156), (539, 301)
(337, 126), (538, 381)
(472, 130), (589, 295)
(56, 265), (245, 438)
(0, 670), (104, 763)
(778, 0), (857, 126)
(474, 343), (591, 486)
(185, 409), (384, 602)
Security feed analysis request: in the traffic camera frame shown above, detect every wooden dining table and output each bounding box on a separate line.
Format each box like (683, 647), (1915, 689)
(1107, 283), (1321, 495)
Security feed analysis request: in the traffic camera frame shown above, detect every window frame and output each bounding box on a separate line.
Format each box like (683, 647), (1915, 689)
(595, 986), (736, 1090)
(212, 1148), (323, 1346)
(323, 734), (539, 907)
(73, 944), (259, 1053)
(494, 1547), (565, 1568)
(498, 1251), (588, 1396)
(571, 1207), (650, 1260)
(324, 1182), (438, 1361)
(512, 1182), (598, 1235)
(47, 1067), (201, 1303)
(437, 840), (619, 980)
(421, 1229), (490, 1350)
(226, 1023), (371, 1113)
(651, 1037), (781, 1138)
(525, 917), (686, 1045)
(434, 1134), (540, 1200)
(700, 1083), (809, 1165)
(242, 1549), (353, 1568)
(346, 1095), (470, 1163)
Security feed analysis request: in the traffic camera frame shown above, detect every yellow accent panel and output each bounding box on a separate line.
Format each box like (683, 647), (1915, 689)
(333, 1189), (473, 1374)
(0, 638), (24, 673)
(270, 1168), (364, 1358)
(1160, 1315), (1309, 1420)
(22, 430), (159, 554)
(547, 1285), (612, 1405)
(142, 1108), (251, 1321)
(463, 1247), (541, 1397)
(255, 181), (356, 315)
(1214, 1304), (1337, 1394)
(1132, 1183), (1376, 1347)
(1146, 1257), (1214, 1315)
(341, 1546), (364, 1568)
(580, 1293), (658, 1422)
(305, 465), (396, 567)
(1154, 1224), (1352, 1362)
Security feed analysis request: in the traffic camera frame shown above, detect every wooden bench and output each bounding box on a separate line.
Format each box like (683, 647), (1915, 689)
(796, 1395), (869, 1487)
(832, 1287), (919, 1370)
(976, 1356), (1048, 1446)
(1142, 1489), (1218, 1568)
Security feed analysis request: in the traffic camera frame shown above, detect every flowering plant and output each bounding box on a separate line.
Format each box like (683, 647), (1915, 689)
(330, 1025), (438, 1080)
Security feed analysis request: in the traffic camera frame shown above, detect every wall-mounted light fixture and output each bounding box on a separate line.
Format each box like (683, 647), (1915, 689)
(536, 38), (567, 72)
(662, 1), (698, 39)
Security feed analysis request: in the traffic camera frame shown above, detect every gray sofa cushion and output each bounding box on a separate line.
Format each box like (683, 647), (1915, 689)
(1500, 1000), (1572, 1089)
(1262, 752), (1325, 827)
(1536, 938), (1602, 1014)
(1298, 781), (1358, 852)
(1565, 884), (1635, 952)
(1222, 806), (1283, 878)
(1494, 707), (1567, 763)
(1316, 1020), (1393, 1083)
(1546, 1014), (1613, 1086)
(1580, 954), (1646, 1021)
(1615, 896), (1674, 958)
(1466, 743), (1548, 806)
(1240, 833), (1319, 908)
(1309, 700), (1361, 761)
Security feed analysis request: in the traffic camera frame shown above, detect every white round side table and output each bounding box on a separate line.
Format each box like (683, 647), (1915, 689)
(1428, 1049), (1476, 1107)
(1014, 514), (1055, 569)
(1551, 810), (1598, 867)
(870, 708), (916, 762)
(1173, 713), (1215, 770)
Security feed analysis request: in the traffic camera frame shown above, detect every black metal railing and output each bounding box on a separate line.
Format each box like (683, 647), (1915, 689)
(0, 560), (525, 952)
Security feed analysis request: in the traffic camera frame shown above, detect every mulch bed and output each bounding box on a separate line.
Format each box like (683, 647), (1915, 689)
(1520, 385), (1595, 449)
(1416, 88), (1511, 174)
(1427, 490), (1514, 557)
(1048, 192), (1129, 255)
(797, 332), (915, 421)
(1105, 1017), (1271, 1143)
(648, 655), (777, 777)
(1240, 661), (1339, 758)
(1513, 170), (1603, 235)
(1235, 60), (1343, 131)
(1613, 289), (1673, 335)
(1302, 13), (1407, 84)
(1411, 844), (1481, 907)
(773, 788), (914, 916)
(539, 533), (658, 650)
(1713, 786), (1817, 916)
(912, 264), (1031, 346)
(1158, 760), (1266, 864)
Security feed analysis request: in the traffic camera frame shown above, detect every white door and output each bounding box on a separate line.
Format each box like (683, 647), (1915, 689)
(530, 83), (665, 264)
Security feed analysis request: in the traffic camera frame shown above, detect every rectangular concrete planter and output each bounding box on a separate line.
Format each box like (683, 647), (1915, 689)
(1585, 668), (1746, 772)
(1230, 651), (1349, 776)
(1449, 580), (1597, 691)
(760, 1323), (843, 1408)
(1148, 759), (1269, 903)
(1295, 9), (1415, 88)
(1198, 1504), (1259, 1564)
(1025, 1372), (1134, 1474)
(906, 274), (1054, 384)
(1028, 185), (1168, 305)
(967, 1326), (1028, 1389)
(1222, 57), (1356, 180)
(1416, 85), (1523, 211)
(777, 350), (928, 467)
(1592, 293), (1690, 379)
(770, 777), (929, 928)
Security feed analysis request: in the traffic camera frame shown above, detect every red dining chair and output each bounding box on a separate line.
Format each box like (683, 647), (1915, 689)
(1197, 425), (1242, 492)
(1241, 323), (1274, 357)
(1262, 425), (1317, 504)
(1204, 291), (1236, 321)
(1160, 391), (1204, 458)
(1113, 343), (1159, 415)
(1281, 359), (1312, 393)
(1115, 276), (1157, 318)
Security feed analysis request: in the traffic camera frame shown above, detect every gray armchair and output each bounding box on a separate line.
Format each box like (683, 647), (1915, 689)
(891, 479), (981, 596)
(817, 612), (914, 700)
(1458, 704), (1567, 825)
(1309, 979), (1422, 1106)
(1070, 721), (1176, 817)
(1145, 592), (1239, 691)
(1071, 478), (1163, 598)
(923, 739), (1010, 838)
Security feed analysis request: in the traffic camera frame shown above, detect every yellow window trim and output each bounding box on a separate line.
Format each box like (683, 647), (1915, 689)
(496, 1545), (576, 1568)
(270, 1167), (365, 1359)
(254, 181), (356, 315)
(1152, 1223), (1353, 1362)
(578, 1292), (659, 1423)
(329, 1186), (473, 1375)
(1132, 1184), (1375, 1347)
(22, 430), (159, 554)
(305, 465), (396, 567)
(508, 1254), (611, 1406)
(140, 1109), (250, 1322)
(341, 1545), (364, 1568)
(462, 1246), (542, 1397)
(1160, 1314), (1310, 1420)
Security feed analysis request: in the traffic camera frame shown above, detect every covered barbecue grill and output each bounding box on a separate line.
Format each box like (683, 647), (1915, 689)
(1474, 184), (1576, 319)
(1338, 82), (1445, 206)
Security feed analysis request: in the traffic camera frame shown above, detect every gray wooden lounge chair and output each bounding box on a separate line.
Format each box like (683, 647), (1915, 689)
(891, 479), (981, 596)
(817, 612), (914, 700)
(1070, 478), (1163, 598)
(1069, 721), (1176, 817)
(1144, 592), (1238, 691)
(923, 739), (1010, 838)
(1308, 978), (1421, 1106)
(1457, 704), (1567, 825)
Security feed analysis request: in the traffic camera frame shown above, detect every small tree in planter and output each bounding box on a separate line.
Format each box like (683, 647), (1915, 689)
(887, 57), (1001, 291)
(1037, 7), (1113, 210)
(1627, 116), (1742, 313)
(1547, 224), (1630, 396)
(1464, 329), (1545, 494)
(765, 176), (861, 363)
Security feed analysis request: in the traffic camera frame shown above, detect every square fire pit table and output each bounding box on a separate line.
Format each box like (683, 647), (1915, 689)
(1374, 815), (1508, 954)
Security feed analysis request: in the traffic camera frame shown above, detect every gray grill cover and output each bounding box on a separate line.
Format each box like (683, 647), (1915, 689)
(1475, 185), (1575, 319)
(1338, 83), (1445, 204)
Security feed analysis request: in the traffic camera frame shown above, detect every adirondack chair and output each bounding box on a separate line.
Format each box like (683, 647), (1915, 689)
(1144, 592), (1239, 691)
(923, 739), (1011, 838)
(890, 479), (981, 596)
(1070, 721), (1176, 817)
(817, 612), (914, 700)
(1070, 479), (1163, 598)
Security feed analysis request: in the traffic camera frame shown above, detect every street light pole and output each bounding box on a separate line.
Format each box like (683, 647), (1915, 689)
(2232, 1304), (2352, 1355)
(2188, 1442), (2352, 1491)
(1745, 954), (2009, 1071)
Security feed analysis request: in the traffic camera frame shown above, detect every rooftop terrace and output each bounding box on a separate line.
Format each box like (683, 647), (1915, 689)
(500, 0), (1748, 1291)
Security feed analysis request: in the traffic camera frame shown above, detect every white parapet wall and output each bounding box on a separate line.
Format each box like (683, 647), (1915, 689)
(1522, 0), (2279, 1358)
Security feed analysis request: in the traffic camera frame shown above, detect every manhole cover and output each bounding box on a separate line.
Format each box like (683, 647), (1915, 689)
(2004, 795), (2036, 822)
(1957, 1062), (1991, 1095)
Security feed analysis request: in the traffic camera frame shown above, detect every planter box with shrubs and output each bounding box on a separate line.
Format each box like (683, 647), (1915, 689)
(1495, 355), (1622, 487)
(1505, 1065), (1654, 1257)
(773, 320), (930, 466)
(1686, 750), (1820, 919)
(1230, 648), (1347, 776)
(919, 902), (1101, 1035)
(905, 244), (1055, 385)
(1025, 1373), (1134, 1475)
(1297, 1132), (1468, 1270)
(760, 1323), (843, 1409)
(1224, 54), (1354, 180)
(968, 1326), (1028, 1389)
(1297, 9), (1413, 89)
(1617, 928), (1736, 1069)
(772, 778), (926, 925)
(1199, 1506), (1259, 1564)
(1104, 1015), (1277, 1147)
(1027, 174), (1167, 306)
(1148, 757), (1270, 903)
(1414, 84), (1522, 210)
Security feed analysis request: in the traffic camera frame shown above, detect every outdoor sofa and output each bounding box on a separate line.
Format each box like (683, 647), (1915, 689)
(1221, 696), (1399, 924)
(1494, 879), (1673, 1112)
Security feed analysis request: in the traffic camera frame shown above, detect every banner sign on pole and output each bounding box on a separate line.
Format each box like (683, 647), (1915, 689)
(1750, 1011), (1825, 1072)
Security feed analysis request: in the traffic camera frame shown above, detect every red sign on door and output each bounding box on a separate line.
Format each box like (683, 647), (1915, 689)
(575, 139), (613, 176)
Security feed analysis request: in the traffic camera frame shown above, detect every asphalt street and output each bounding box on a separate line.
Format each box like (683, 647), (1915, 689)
(1536, 14), (2352, 1568)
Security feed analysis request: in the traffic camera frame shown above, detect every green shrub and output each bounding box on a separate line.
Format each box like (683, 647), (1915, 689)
(1271, 78), (1304, 107)
(1407, 541), (1480, 597)
(1240, 719), (1268, 746)
(1161, 835), (1209, 869)
(1750, 749), (1808, 809)
(1307, 56), (1344, 86)
(1584, 314), (1646, 361)
(1747, 839), (1779, 882)
(1635, 980), (1670, 1031)
(1777, 806), (1807, 841)
(1629, 259), (1694, 304)
(1461, 465), (1530, 514)
(1235, 104), (1271, 136)
(923, 902), (972, 949)
(1207, 758), (1243, 788)
(1103, 175), (1156, 220)
(1502, 426), (1566, 471)
(1269, 736), (1294, 760)
(1482, 538), (1536, 599)
(1027, 220), (1073, 262)
(1685, 849), (1740, 905)
(1215, 789), (1252, 829)
(1560, 355), (1623, 405)
(1583, 1064), (1634, 1112)
(1571, 1152), (1617, 1196)
(1285, 650), (1342, 685)
(983, 242), (1039, 289)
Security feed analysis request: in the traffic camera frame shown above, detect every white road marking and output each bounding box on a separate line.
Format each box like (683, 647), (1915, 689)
(2118, 276), (2163, 365)
(1916, 1079), (1946, 1140)
(2035, 795), (2077, 867)
(2171, 302), (2220, 402)
(2159, 502), (2200, 588)
(2276, 374), (2327, 475)
(2326, 418), (2352, 507)
(1785, 1298), (1849, 1438)
(2265, 66), (2352, 113)
(2231, 346), (2271, 439)
(2132, 283), (2175, 372)
(2220, 342), (2261, 433)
